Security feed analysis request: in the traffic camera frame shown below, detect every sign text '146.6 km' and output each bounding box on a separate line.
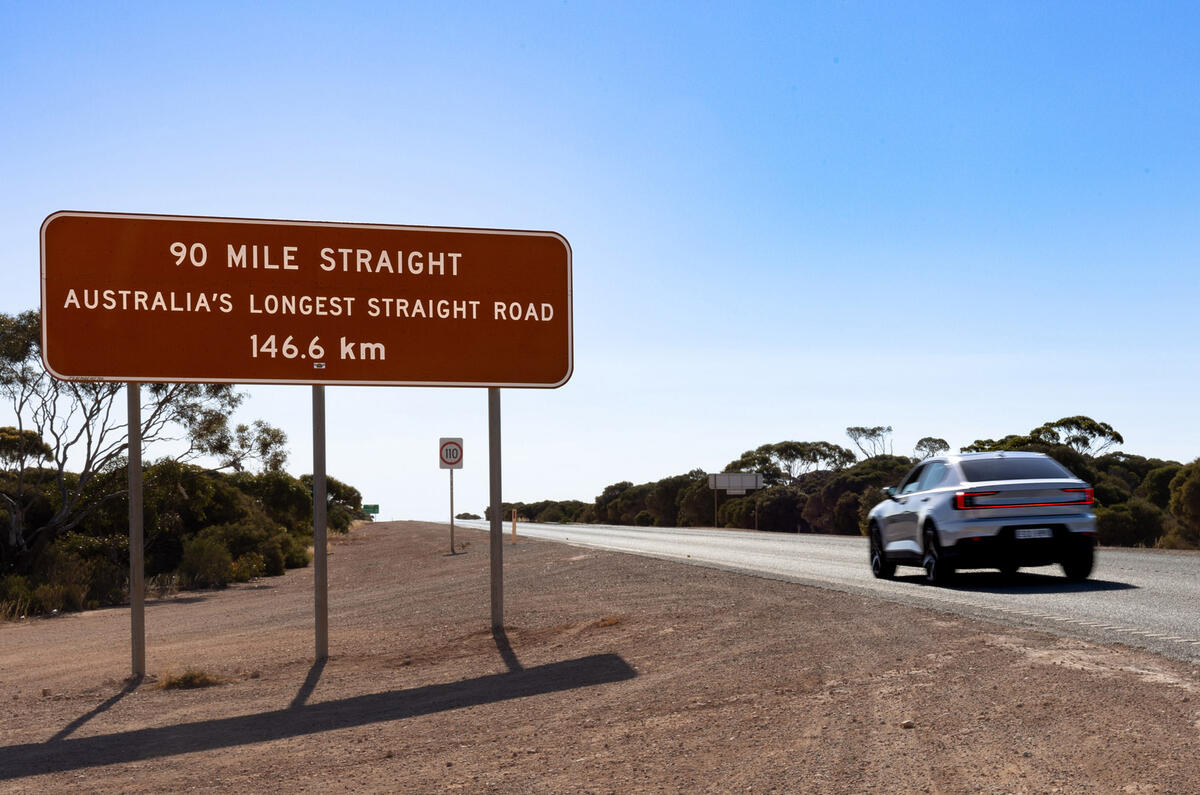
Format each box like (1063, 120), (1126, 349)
(41, 212), (573, 388)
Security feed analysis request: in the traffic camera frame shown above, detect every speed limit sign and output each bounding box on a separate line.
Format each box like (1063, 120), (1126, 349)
(439, 437), (463, 469)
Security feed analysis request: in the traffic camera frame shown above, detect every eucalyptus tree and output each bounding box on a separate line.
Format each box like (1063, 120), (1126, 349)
(0, 309), (286, 570)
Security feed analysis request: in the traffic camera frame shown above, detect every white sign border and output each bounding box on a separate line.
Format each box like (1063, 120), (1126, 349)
(40, 210), (574, 389)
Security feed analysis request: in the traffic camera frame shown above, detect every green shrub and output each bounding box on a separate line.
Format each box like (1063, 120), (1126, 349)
(280, 533), (311, 568)
(1097, 498), (1164, 547)
(328, 503), (354, 533)
(32, 583), (67, 613)
(179, 536), (232, 588)
(1093, 474), (1132, 508)
(0, 574), (33, 603)
(231, 552), (265, 582)
(1157, 519), (1200, 550)
(633, 510), (655, 527)
(233, 469), (312, 535)
(50, 533), (128, 606)
(255, 537), (286, 576)
(36, 544), (91, 612)
(86, 557), (128, 605)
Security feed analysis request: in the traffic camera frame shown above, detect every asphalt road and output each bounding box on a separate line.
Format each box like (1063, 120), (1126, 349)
(457, 521), (1200, 664)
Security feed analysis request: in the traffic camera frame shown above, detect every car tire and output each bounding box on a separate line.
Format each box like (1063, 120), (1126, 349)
(998, 562), (1019, 579)
(869, 524), (895, 579)
(1061, 540), (1094, 582)
(922, 525), (954, 585)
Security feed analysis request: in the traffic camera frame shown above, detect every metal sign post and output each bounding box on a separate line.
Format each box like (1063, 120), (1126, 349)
(127, 383), (145, 678)
(439, 438), (463, 555)
(312, 385), (328, 660)
(488, 390), (502, 629)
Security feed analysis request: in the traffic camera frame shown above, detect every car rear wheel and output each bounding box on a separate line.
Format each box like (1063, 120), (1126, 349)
(922, 525), (954, 585)
(1061, 540), (1094, 582)
(869, 524), (895, 579)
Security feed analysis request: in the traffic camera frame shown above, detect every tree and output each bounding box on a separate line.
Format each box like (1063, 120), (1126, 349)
(772, 441), (856, 478)
(1136, 464), (1182, 510)
(845, 426), (893, 459)
(1163, 460), (1200, 549)
(914, 437), (949, 459)
(675, 474), (714, 527)
(960, 417), (1122, 459)
(0, 426), (51, 470)
(723, 445), (785, 486)
(0, 310), (288, 571)
(645, 472), (698, 527)
(960, 435), (1030, 453)
(725, 441), (855, 486)
(1029, 416), (1124, 456)
(593, 481), (633, 524)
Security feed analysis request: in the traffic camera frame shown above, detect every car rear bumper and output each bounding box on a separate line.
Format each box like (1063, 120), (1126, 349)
(941, 512), (1095, 568)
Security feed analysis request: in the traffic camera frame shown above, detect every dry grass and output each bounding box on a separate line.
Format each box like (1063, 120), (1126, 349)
(0, 596), (32, 622)
(156, 668), (223, 690)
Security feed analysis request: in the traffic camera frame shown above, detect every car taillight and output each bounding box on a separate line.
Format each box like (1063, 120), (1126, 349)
(1062, 487), (1094, 505)
(953, 488), (1094, 509)
(954, 491), (997, 509)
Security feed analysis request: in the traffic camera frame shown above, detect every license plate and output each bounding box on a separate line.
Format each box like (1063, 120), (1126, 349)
(1015, 527), (1053, 540)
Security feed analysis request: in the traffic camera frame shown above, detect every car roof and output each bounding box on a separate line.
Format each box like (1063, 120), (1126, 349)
(952, 451), (1047, 459)
(922, 451), (1050, 466)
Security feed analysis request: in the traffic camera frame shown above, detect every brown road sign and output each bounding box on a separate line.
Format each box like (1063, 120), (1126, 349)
(40, 212), (572, 387)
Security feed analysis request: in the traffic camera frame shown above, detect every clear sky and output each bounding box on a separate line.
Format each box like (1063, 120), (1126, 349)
(2, 2), (1198, 520)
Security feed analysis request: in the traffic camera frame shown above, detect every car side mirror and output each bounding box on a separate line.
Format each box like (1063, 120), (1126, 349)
(883, 486), (897, 500)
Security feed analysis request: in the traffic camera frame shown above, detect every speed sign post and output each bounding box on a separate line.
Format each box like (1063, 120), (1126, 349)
(440, 438), (464, 554)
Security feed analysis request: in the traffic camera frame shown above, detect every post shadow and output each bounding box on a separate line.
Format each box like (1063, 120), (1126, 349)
(492, 626), (523, 673)
(46, 675), (143, 743)
(2, 653), (635, 781)
(289, 658), (327, 709)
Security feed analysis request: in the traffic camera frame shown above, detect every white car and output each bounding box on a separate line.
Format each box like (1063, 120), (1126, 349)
(867, 451), (1096, 584)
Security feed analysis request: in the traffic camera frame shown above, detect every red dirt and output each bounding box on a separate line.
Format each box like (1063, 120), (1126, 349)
(2, 521), (1198, 793)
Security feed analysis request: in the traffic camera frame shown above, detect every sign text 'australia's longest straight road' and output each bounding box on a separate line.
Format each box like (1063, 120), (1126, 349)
(41, 212), (572, 387)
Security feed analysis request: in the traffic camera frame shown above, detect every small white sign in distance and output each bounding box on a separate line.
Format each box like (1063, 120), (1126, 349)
(440, 437), (464, 469)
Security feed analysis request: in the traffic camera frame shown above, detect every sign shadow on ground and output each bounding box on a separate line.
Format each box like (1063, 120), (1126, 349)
(0, 653), (635, 781)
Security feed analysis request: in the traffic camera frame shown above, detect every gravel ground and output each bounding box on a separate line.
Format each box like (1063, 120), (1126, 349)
(1, 520), (1198, 793)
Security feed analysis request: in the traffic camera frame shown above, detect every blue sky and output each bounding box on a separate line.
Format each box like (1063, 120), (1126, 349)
(2, 2), (1198, 519)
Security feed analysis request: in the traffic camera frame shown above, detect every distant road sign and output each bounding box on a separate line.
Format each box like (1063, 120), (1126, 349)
(363, 504), (379, 515)
(708, 472), (764, 492)
(41, 211), (572, 388)
(440, 437), (464, 469)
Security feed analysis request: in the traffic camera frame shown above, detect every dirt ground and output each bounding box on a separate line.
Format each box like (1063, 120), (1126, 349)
(1, 521), (1198, 793)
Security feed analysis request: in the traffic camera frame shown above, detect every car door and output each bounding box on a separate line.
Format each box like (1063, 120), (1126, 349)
(884, 463), (926, 550)
(912, 461), (949, 540)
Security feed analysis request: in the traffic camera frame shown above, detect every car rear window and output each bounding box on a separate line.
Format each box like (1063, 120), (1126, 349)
(959, 457), (1073, 482)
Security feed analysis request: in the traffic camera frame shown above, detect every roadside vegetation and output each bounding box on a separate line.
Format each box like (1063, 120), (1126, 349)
(493, 418), (1200, 550)
(0, 310), (370, 620)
